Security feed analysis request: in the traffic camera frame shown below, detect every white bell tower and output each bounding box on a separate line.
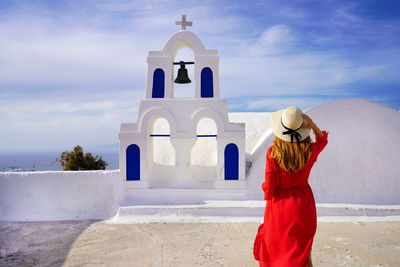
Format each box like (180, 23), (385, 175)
(119, 15), (245, 192)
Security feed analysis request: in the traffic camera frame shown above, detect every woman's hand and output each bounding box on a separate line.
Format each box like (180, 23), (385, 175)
(302, 114), (315, 129)
(302, 114), (324, 138)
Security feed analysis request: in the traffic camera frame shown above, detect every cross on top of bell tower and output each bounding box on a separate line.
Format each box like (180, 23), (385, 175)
(175, 15), (192, 30)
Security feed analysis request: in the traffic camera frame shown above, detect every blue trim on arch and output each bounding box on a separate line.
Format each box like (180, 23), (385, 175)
(152, 68), (165, 98)
(126, 144), (140, 181)
(224, 143), (239, 180)
(201, 67), (213, 98)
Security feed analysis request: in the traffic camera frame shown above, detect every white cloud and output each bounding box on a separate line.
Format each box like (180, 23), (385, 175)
(259, 25), (294, 47)
(0, 24), (149, 87)
(248, 25), (295, 56)
(0, 91), (141, 151)
(331, 7), (362, 26)
(220, 47), (391, 99)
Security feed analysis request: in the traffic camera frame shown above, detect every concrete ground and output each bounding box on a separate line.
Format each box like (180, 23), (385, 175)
(0, 221), (399, 267)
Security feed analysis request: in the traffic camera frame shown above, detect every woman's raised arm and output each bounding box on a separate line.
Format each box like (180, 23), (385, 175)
(302, 114), (324, 138)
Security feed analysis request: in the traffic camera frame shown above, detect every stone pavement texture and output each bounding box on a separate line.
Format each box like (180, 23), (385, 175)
(1, 221), (399, 266)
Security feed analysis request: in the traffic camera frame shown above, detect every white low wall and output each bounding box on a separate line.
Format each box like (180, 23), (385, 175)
(0, 170), (123, 221)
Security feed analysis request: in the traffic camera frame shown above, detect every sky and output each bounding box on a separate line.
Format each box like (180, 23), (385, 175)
(0, 0), (399, 152)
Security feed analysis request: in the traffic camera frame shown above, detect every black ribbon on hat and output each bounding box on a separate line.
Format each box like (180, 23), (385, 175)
(281, 118), (303, 143)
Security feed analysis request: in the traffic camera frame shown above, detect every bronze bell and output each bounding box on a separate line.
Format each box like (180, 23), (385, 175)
(174, 62), (191, 84)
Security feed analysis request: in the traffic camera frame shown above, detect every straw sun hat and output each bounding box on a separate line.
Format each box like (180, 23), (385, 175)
(270, 107), (311, 143)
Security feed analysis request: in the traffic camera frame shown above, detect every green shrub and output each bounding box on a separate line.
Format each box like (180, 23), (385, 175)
(56, 145), (107, 171)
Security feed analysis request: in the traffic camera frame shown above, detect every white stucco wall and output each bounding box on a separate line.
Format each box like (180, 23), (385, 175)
(0, 170), (122, 221)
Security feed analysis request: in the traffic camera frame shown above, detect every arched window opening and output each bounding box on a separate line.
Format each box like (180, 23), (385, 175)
(191, 117), (218, 187)
(201, 67), (213, 98)
(126, 144), (140, 181)
(173, 47), (194, 98)
(224, 143), (239, 180)
(152, 68), (165, 98)
(191, 117), (217, 166)
(150, 117), (175, 166)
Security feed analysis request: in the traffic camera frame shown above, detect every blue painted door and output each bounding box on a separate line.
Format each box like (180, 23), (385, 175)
(201, 67), (213, 98)
(224, 143), (239, 180)
(126, 144), (140, 180)
(152, 68), (165, 98)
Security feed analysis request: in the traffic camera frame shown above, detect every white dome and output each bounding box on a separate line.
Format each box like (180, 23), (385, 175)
(247, 98), (400, 204)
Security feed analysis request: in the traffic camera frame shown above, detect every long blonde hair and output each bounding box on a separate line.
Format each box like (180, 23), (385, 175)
(271, 136), (312, 172)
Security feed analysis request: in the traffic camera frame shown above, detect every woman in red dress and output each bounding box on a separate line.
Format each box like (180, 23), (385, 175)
(254, 107), (328, 267)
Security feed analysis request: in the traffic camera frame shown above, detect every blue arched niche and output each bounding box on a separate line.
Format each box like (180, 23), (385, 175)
(201, 67), (213, 98)
(126, 144), (140, 181)
(152, 68), (165, 98)
(224, 143), (239, 180)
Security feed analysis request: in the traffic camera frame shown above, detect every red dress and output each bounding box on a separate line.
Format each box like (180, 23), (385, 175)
(254, 131), (328, 267)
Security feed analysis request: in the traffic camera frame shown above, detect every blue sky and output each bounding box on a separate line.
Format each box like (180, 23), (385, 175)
(0, 0), (399, 151)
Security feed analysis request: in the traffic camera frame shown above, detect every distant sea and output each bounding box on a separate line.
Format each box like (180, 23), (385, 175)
(0, 151), (119, 172)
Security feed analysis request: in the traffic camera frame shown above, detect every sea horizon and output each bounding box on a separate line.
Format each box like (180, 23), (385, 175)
(0, 151), (119, 172)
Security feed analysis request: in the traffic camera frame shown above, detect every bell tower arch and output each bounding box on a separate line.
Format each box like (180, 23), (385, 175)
(145, 20), (220, 100)
(173, 48), (195, 98)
